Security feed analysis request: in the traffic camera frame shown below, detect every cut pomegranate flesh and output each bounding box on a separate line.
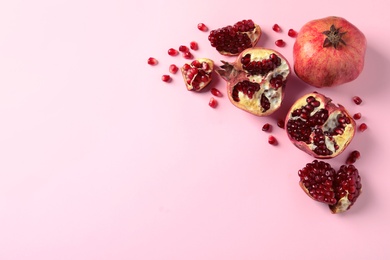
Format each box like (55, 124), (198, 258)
(208, 19), (262, 56)
(286, 92), (356, 159)
(298, 160), (362, 213)
(181, 58), (214, 91)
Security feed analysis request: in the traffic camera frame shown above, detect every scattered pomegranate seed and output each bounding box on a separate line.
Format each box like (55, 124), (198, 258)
(190, 41), (198, 50)
(183, 51), (193, 59)
(262, 123), (271, 132)
(168, 48), (179, 56)
(211, 87), (222, 97)
(275, 39), (286, 47)
(353, 96), (363, 105)
(358, 123), (367, 132)
(179, 45), (189, 52)
(353, 112), (362, 120)
(268, 135), (277, 145)
(272, 24), (281, 32)
(209, 97), (218, 108)
(147, 57), (158, 65)
(288, 29), (297, 37)
(346, 150), (361, 165)
(277, 119), (285, 129)
(161, 75), (171, 82)
(197, 23), (208, 32)
(169, 64), (178, 74)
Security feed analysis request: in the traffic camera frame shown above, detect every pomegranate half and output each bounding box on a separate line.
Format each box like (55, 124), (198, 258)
(216, 47), (290, 116)
(285, 92), (356, 158)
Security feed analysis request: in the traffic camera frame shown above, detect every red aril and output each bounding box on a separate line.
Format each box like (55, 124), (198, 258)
(262, 123), (271, 132)
(210, 88), (222, 97)
(168, 48), (179, 56)
(272, 24), (281, 32)
(148, 57), (158, 65)
(161, 75), (171, 82)
(209, 97), (218, 108)
(182, 51), (193, 59)
(190, 41), (198, 50)
(346, 150), (361, 165)
(275, 39), (285, 47)
(169, 64), (178, 74)
(288, 29), (297, 37)
(353, 113), (361, 120)
(198, 23), (208, 32)
(358, 123), (367, 132)
(268, 135), (277, 145)
(353, 96), (363, 105)
(179, 45), (189, 52)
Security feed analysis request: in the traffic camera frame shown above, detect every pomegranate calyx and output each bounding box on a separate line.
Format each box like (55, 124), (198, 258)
(322, 24), (347, 48)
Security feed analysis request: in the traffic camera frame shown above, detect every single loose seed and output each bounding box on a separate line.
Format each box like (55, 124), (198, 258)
(275, 39), (285, 47)
(277, 119), (285, 129)
(209, 97), (218, 108)
(183, 51), (193, 59)
(353, 96), (363, 105)
(358, 123), (367, 132)
(190, 41), (198, 50)
(272, 24), (281, 32)
(148, 57), (158, 65)
(353, 112), (361, 120)
(168, 48), (179, 56)
(211, 87), (222, 97)
(262, 123), (271, 132)
(288, 29), (297, 37)
(179, 45), (189, 52)
(161, 75), (171, 82)
(268, 135), (277, 145)
(197, 23), (208, 32)
(169, 64), (178, 74)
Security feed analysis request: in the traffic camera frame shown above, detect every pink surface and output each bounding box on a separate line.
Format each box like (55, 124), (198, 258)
(0, 0), (389, 259)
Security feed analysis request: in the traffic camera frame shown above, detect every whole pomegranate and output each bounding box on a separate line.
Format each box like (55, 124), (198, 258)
(216, 47), (290, 116)
(181, 58), (214, 91)
(298, 160), (362, 213)
(293, 16), (366, 87)
(208, 19), (262, 56)
(285, 92), (355, 158)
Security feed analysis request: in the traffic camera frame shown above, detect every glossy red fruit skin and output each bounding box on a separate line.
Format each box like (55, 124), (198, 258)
(293, 16), (366, 87)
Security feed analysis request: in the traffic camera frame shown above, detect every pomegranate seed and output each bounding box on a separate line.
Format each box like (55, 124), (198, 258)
(169, 64), (178, 74)
(179, 45), (189, 52)
(197, 23), (208, 32)
(209, 97), (218, 108)
(358, 123), (367, 132)
(168, 48), (179, 56)
(277, 119), (285, 129)
(268, 135), (277, 145)
(272, 24), (281, 32)
(161, 75), (171, 82)
(353, 96), (363, 105)
(262, 123), (271, 132)
(147, 57), (158, 65)
(346, 150), (361, 165)
(190, 41), (198, 50)
(275, 39), (285, 47)
(183, 51), (193, 59)
(288, 29), (297, 37)
(353, 112), (362, 120)
(211, 88), (222, 97)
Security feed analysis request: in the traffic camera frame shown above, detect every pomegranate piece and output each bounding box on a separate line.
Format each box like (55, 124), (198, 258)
(353, 112), (361, 120)
(262, 123), (271, 132)
(169, 64), (178, 74)
(272, 24), (281, 32)
(216, 47), (290, 116)
(168, 48), (179, 56)
(197, 23), (208, 32)
(210, 87), (222, 97)
(275, 39), (286, 47)
(147, 57), (158, 65)
(190, 41), (198, 50)
(288, 29), (297, 37)
(161, 75), (171, 82)
(298, 160), (362, 213)
(209, 97), (218, 108)
(208, 19), (262, 56)
(293, 16), (366, 87)
(346, 150), (361, 165)
(358, 123), (367, 132)
(181, 58), (214, 91)
(268, 135), (277, 145)
(353, 96), (363, 105)
(285, 92), (356, 159)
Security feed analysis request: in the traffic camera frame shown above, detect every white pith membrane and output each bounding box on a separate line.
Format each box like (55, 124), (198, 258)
(181, 58), (214, 91)
(330, 193), (352, 213)
(236, 49), (289, 115)
(288, 94), (355, 157)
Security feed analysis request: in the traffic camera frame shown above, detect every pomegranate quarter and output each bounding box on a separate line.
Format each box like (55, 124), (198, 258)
(216, 47), (290, 116)
(181, 58), (214, 92)
(285, 92), (356, 159)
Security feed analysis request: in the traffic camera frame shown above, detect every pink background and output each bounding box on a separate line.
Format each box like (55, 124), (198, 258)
(1, 0), (389, 259)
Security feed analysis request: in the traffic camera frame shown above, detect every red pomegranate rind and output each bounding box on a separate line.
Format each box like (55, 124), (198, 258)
(285, 92), (356, 158)
(181, 58), (214, 91)
(216, 47), (290, 116)
(329, 164), (362, 213)
(208, 19), (262, 56)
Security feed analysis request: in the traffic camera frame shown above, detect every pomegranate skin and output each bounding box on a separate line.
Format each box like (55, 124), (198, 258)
(293, 16), (366, 87)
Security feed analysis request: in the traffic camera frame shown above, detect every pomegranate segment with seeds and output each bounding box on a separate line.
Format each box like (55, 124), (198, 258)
(216, 47), (290, 116)
(298, 160), (362, 213)
(285, 92), (356, 159)
(208, 19), (262, 56)
(181, 58), (214, 91)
